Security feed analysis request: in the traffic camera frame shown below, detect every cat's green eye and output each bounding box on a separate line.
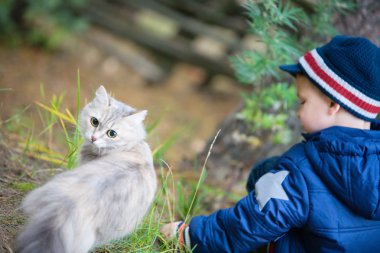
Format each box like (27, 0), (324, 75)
(90, 117), (99, 127)
(107, 130), (117, 138)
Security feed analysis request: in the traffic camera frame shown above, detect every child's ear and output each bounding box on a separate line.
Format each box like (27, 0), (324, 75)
(328, 101), (340, 115)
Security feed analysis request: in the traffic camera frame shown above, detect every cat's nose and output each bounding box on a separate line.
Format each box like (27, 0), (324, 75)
(91, 136), (97, 143)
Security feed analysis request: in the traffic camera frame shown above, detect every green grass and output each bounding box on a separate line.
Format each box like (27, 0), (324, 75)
(11, 182), (38, 193)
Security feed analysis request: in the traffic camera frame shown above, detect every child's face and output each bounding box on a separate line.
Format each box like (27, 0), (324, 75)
(295, 75), (334, 133)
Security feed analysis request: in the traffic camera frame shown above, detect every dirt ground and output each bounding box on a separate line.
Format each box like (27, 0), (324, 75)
(0, 139), (24, 253)
(0, 133), (51, 252)
(0, 29), (243, 252)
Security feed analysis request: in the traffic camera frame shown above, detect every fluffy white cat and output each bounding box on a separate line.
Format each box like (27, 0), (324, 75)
(16, 86), (157, 253)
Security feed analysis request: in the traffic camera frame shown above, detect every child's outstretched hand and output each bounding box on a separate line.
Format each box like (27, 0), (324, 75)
(160, 221), (182, 240)
(160, 221), (191, 250)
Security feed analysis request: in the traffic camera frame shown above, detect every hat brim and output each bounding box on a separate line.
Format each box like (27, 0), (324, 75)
(279, 64), (303, 76)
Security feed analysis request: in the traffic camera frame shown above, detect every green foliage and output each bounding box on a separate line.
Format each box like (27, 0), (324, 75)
(175, 171), (207, 221)
(0, 0), (88, 48)
(11, 182), (38, 192)
(231, 0), (356, 143)
(237, 82), (296, 144)
(34, 72), (83, 169)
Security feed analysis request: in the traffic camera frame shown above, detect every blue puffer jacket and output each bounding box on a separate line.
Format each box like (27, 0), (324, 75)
(188, 124), (380, 253)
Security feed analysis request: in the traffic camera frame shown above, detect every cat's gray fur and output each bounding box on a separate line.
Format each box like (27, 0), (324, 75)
(15, 86), (157, 253)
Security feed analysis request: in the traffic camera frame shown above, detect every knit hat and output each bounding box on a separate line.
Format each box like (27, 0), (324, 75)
(280, 35), (380, 121)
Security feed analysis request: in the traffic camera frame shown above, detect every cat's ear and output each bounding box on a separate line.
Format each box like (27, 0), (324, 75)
(94, 85), (110, 106)
(127, 110), (147, 123)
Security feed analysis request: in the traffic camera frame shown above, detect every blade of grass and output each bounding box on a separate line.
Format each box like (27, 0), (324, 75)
(184, 129), (221, 223)
(35, 101), (77, 125)
(76, 69), (81, 117)
(160, 159), (176, 222)
(2, 105), (31, 125)
(146, 113), (164, 136)
(24, 151), (67, 166)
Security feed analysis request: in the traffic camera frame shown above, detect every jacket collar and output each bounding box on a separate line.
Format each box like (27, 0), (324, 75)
(302, 120), (380, 141)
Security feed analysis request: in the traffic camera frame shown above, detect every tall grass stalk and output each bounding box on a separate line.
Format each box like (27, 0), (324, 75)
(153, 130), (221, 252)
(35, 78), (82, 169)
(183, 129), (220, 224)
(159, 159), (176, 222)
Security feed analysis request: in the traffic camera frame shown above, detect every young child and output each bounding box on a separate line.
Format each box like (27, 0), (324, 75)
(160, 35), (380, 252)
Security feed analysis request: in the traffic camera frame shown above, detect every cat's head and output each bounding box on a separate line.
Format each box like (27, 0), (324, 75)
(79, 86), (147, 151)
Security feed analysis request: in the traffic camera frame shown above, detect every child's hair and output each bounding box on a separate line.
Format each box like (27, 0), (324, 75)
(280, 36), (380, 122)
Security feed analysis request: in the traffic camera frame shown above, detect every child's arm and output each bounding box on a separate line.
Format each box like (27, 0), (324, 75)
(161, 158), (309, 252)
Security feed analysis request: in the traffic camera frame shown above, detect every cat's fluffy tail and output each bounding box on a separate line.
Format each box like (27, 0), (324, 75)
(15, 187), (72, 253)
(15, 215), (66, 253)
(15, 191), (95, 253)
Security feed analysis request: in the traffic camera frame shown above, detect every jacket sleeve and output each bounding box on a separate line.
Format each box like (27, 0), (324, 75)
(188, 158), (309, 253)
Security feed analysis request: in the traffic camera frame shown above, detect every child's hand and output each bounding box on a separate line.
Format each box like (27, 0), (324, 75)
(161, 221), (191, 249)
(160, 221), (182, 240)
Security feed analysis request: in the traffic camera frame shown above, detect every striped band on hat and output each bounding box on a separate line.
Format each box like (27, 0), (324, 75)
(299, 49), (380, 120)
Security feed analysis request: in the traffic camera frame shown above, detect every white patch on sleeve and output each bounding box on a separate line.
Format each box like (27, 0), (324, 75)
(254, 171), (290, 211)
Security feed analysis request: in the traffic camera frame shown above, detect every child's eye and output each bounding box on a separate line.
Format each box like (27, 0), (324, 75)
(298, 99), (306, 105)
(107, 130), (117, 138)
(90, 117), (99, 127)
